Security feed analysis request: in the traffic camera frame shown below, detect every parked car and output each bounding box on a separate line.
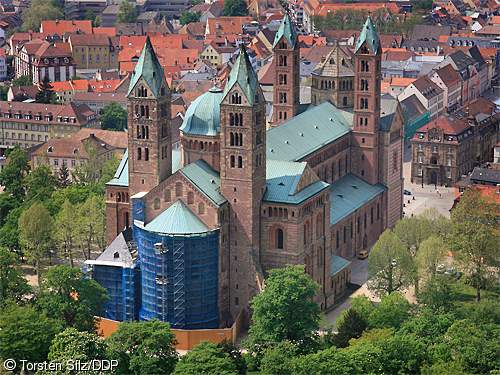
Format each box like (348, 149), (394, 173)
(358, 250), (369, 259)
(404, 190), (412, 195)
(436, 264), (446, 274)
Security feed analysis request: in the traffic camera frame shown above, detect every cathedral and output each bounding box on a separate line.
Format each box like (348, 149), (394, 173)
(86, 16), (404, 329)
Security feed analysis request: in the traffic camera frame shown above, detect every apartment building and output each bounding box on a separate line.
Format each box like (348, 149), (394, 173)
(69, 34), (118, 70)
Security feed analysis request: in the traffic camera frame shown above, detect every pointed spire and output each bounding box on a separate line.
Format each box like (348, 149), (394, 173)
(355, 16), (380, 54)
(223, 46), (260, 105)
(127, 36), (167, 97)
(273, 13), (298, 49)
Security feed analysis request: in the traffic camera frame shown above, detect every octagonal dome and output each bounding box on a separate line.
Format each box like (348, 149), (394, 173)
(180, 86), (223, 137)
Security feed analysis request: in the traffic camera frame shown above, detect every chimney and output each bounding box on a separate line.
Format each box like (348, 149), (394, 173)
(29, 31), (32, 41)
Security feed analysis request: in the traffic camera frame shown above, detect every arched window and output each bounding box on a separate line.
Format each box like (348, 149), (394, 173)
(145, 148), (149, 161)
(138, 147), (142, 160)
(154, 197), (160, 210)
(351, 221), (353, 238)
(137, 125), (140, 138)
(283, 74), (287, 85)
(175, 182), (183, 197)
(304, 221), (310, 245)
(316, 214), (323, 237)
(344, 226), (347, 243)
(237, 156), (242, 168)
(276, 228), (284, 249)
(360, 98), (365, 109)
(377, 203), (380, 220)
(317, 247), (322, 266)
(145, 106), (149, 119)
(230, 113), (234, 126)
(198, 202), (205, 215)
(230, 132), (234, 146)
(146, 126), (149, 139)
(321, 80), (324, 89)
(141, 105), (145, 117)
(283, 56), (287, 66)
(343, 97), (347, 106)
(230, 155), (235, 167)
(164, 189), (171, 202)
(371, 207), (374, 224)
(336, 230), (339, 248)
(364, 212), (367, 228)
(366, 61), (370, 72)
(361, 79), (365, 90)
(305, 254), (310, 274)
(361, 61), (365, 71)
(235, 297), (239, 306)
(187, 191), (194, 204)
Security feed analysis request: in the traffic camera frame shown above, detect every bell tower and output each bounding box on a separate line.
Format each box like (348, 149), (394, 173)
(352, 16), (382, 185)
(272, 13), (300, 126)
(127, 37), (172, 196)
(220, 47), (266, 323)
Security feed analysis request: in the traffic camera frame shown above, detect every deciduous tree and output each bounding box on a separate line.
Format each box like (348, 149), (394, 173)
(117, 1), (138, 23)
(368, 291), (412, 330)
(55, 200), (78, 267)
(99, 102), (127, 131)
(22, 0), (64, 37)
(447, 187), (500, 302)
(332, 308), (368, 348)
(18, 202), (54, 285)
(367, 229), (414, 297)
(173, 340), (235, 375)
(37, 265), (109, 332)
(179, 10), (201, 25)
(12, 74), (33, 86)
(0, 248), (31, 306)
(24, 165), (60, 203)
(222, 0), (248, 16)
(107, 319), (179, 375)
(249, 264), (321, 345)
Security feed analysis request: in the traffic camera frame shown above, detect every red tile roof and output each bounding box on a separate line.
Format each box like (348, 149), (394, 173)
(71, 127), (128, 149)
(416, 114), (469, 136)
(69, 34), (110, 47)
(433, 63), (461, 88)
(40, 20), (93, 37)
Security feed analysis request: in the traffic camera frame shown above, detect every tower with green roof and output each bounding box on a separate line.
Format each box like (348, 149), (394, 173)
(352, 16), (382, 186)
(127, 37), (172, 196)
(220, 46), (266, 322)
(272, 13), (300, 126)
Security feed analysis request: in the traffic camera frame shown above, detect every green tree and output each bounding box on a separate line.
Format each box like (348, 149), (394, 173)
(421, 360), (466, 375)
(0, 248), (32, 306)
(37, 265), (109, 332)
(0, 205), (24, 251)
(72, 140), (118, 186)
(46, 328), (108, 375)
(376, 334), (429, 375)
(24, 165), (60, 203)
(35, 75), (57, 104)
(18, 202), (54, 285)
(456, 298), (500, 326)
(248, 264), (321, 345)
(55, 200), (78, 267)
(222, 0), (248, 16)
(5, 27), (22, 40)
(259, 341), (297, 375)
(74, 195), (107, 258)
(368, 292), (412, 330)
(0, 305), (61, 372)
(415, 235), (446, 280)
(447, 187), (500, 302)
(446, 319), (500, 373)
(173, 340), (235, 375)
(107, 319), (179, 375)
(293, 345), (358, 375)
(331, 308), (368, 348)
(99, 152), (121, 187)
(22, 0), (64, 32)
(94, 15), (101, 27)
(117, 1), (138, 23)
(334, 294), (375, 330)
(217, 338), (247, 375)
(179, 10), (201, 25)
(99, 102), (127, 131)
(416, 274), (457, 312)
(367, 229), (414, 297)
(12, 74), (33, 86)
(398, 307), (455, 346)
(58, 164), (72, 188)
(85, 10), (95, 23)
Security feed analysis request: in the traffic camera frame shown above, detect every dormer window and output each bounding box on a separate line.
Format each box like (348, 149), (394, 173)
(54, 58), (59, 64)
(35, 115), (41, 121)
(25, 114), (31, 120)
(4, 112), (10, 118)
(47, 146), (53, 153)
(44, 59), (49, 65)
(70, 117), (76, 123)
(64, 57), (69, 64)
(64, 117), (69, 123)
(14, 114), (20, 119)
(57, 116), (62, 122)
(73, 148), (78, 154)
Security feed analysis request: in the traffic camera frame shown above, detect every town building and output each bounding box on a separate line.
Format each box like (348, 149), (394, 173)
(68, 34), (118, 70)
(92, 17), (404, 330)
(0, 101), (99, 150)
(398, 75), (444, 121)
(429, 63), (462, 113)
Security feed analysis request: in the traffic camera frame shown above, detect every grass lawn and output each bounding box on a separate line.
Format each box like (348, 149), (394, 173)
(450, 279), (498, 306)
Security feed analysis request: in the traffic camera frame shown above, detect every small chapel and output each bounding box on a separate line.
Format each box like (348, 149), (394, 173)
(85, 15), (405, 329)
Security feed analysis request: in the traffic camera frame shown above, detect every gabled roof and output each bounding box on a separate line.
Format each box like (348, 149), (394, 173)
(331, 254), (351, 277)
(223, 47), (260, 105)
(266, 101), (351, 162)
(144, 199), (212, 235)
(127, 37), (167, 98)
(433, 63), (461, 88)
(355, 16), (380, 54)
(41, 20), (93, 37)
(412, 75), (443, 99)
(86, 228), (135, 268)
(380, 96), (399, 132)
(72, 128), (128, 149)
(273, 12), (297, 49)
(329, 173), (387, 226)
(264, 160), (330, 205)
(69, 34), (110, 47)
(416, 114), (470, 135)
(179, 159), (227, 207)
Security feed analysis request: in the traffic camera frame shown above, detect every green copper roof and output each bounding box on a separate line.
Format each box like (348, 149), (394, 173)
(127, 37), (167, 97)
(329, 173), (386, 226)
(355, 16), (380, 54)
(266, 101), (351, 162)
(106, 149), (129, 187)
(180, 86), (223, 136)
(264, 160), (330, 205)
(179, 159), (227, 207)
(331, 254), (351, 277)
(273, 13), (297, 49)
(172, 149), (182, 174)
(144, 199), (211, 235)
(223, 47), (259, 105)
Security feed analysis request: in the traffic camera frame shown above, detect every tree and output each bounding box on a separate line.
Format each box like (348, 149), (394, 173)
(332, 308), (368, 348)
(223, 0), (248, 16)
(5, 26), (22, 40)
(415, 275), (457, 312)
(99, 102), (127, 131)
(73, 195), (107, 259)
(0, 248), (32, 306)
(21, 0), (64, 32)
(368, 291), (412, 330)
(179, 10), (201, 25)
(367, 229), (414, 297)
(376, 334), (429, 375)
(24, 165), (60, 203)
(99, 152), (121, 187)
(55, 200), (78, 267)
(37, 265), (109, 332)
(72, 140), (118, 186)
(85, 10), (95, 24)
(259, 341), (297, 375)
(58, 164), (72, 188)
(248, 264), (321, 345)
(35, 75), (57, 104)
(447, 187), (500, 302)
(217, 338), (247, 375)
(18, 202), (54, 285)
(173, 340), (235, 375)
(293, 345), (358, 375)
(334, 294), (375, 330)
(0, 305), (61, 372)
(415, 235), (446, 280)
(47, 328), (109, 374)
(117, 1), (138, 23)
(12, 74), (33, 86)
(107, 319), (179, 375)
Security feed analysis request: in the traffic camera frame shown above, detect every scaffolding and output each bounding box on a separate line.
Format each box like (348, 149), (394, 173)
(136, 227), (220, 329)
